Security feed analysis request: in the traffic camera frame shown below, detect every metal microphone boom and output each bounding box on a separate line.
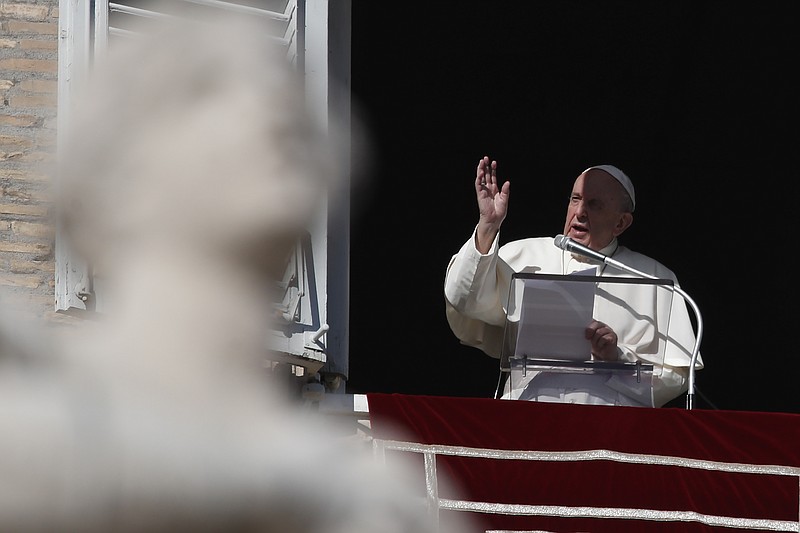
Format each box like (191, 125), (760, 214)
(554, 234), (703, 410)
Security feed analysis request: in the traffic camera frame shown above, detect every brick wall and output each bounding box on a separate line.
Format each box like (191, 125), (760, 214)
(0, 0), (58, 320)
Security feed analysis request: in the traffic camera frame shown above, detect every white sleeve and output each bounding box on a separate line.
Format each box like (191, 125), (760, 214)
(652, 364), (689, 408)
(443, 227), (509, 358)
(663, 282), (704, 369)
(444, 226), (506, 326)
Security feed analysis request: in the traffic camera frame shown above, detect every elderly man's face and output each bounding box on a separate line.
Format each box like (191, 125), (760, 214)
(562, 169), (633, 251)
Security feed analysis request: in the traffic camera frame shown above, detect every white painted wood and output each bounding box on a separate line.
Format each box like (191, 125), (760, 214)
(302, 0), (352, 384)
(55, 0), (93, 312)
(94, 0), (109, 55)
(55, 0), (352, 388)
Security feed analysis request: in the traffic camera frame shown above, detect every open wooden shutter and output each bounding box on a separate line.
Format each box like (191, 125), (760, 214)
(56, 0), (351, 389)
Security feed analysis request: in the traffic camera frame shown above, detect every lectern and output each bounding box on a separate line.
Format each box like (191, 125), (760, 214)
(498, 271), (677, 407)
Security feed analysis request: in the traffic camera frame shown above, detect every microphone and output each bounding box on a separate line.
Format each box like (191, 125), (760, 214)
(553, 233), (704, 410)
(553, 234), (608, 263)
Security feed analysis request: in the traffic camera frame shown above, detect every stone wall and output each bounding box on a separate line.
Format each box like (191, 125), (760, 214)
(0, 0), (58, 319)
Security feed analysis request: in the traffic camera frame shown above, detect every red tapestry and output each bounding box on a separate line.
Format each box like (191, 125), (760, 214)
(366, 394), (800, 533)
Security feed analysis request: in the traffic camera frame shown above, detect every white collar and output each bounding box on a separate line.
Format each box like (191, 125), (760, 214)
(570, 238), (619, 263)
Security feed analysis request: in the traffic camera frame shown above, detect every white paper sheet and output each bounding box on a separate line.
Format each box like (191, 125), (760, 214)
(514, 267), (596, 361)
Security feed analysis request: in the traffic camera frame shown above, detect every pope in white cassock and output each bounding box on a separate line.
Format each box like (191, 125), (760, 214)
(445, 157), (703, 408)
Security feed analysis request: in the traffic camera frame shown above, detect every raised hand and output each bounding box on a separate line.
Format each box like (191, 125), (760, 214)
(474, 156), (510, 253)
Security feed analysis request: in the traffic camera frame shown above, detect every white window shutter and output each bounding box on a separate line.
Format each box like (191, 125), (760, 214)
(56, 0), (93, 313)
(56, 0), (351, 386)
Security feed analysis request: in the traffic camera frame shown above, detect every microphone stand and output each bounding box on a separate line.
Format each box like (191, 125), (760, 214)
(599, 255), (703, 410)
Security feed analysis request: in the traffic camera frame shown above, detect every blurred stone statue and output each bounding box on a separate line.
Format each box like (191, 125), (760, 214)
(0, 11), (477, 533)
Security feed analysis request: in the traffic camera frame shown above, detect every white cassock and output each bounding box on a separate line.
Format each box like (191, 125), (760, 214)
(444, 228), (704, 408)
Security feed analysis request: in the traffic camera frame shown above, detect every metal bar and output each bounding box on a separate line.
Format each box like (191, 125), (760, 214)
(108, 2), (174, 19)
(108, 26), (142, 38)
(441, 500), (798, 532)
(376, 440), (800, 477)
(178, 0), (290, 21)
(423, 452), (440, 531)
